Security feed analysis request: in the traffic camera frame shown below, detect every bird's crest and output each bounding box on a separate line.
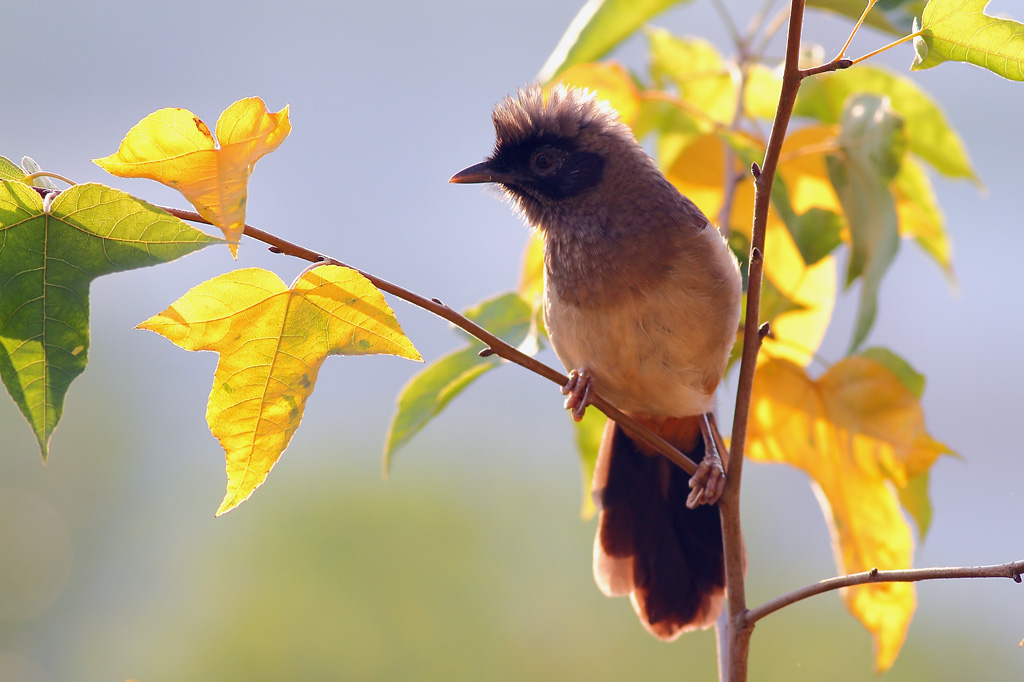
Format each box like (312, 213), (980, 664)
(490, 84), (622, 150)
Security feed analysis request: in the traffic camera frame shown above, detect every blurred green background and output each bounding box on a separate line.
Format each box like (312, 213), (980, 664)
(2, 1), (1022, 680)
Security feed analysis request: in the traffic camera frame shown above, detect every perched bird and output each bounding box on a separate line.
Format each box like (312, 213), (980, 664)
(450, 84), (742, 640)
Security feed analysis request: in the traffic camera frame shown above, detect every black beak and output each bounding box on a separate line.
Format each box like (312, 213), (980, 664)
(449, 161), (514, 185)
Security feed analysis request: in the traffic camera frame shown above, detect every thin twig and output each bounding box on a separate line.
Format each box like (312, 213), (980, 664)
(156, 206), (701, 477)
(744, 560), (1024, 626)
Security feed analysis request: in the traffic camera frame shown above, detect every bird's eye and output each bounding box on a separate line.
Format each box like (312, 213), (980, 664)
(531, 149), (558, 173)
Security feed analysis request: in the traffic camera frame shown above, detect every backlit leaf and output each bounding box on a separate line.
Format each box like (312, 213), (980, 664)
(795, 65), (977, 181)
(827, 94), (905, 351)
(384, 292), (534, 472)
(893, 156), (953, 279)
(94, 97), (291, 257)
(666, 133), (836, 367)
(0, 181), (218, 458)
(748, 355), (948, 671)
(538, 0), (688, 82)
(574, 408), (608, 519)
(743, 63), (784, 120)
(648, 29), (736, 124)
(912, 0), (1024, 81)
(555, 62), (642, 127)
(0, 156), (26, 181)
(139, 265), (421, 515)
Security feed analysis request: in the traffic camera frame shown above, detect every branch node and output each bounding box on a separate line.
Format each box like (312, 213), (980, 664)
(751, 162), (762, 179)
(478, 347), (495, 358)
(758, 321), (772, 341)
(837, 58), (853, 70)
(751, 246), (763, 263)
(268, 246), (283, 254)
(869, 567), (879, 578)
(431, 297), (444, 306)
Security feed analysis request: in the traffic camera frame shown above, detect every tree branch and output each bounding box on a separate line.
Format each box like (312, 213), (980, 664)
(744, 560), (1024, 626)
(720, 0), (853, 678)
(155, 207), (701, 477)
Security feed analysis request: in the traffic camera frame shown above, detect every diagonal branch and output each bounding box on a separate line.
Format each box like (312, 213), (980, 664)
(744, 560), (1024, 626)
(156, 206), (700, 477)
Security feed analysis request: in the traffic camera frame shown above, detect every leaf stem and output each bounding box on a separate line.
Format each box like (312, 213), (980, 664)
(850, 28), (925, 65)
(22, 171), (76, 187)
(837, 0), (878, 59)
(744, 560), (1024, 625)
(155, 206), (701, 478)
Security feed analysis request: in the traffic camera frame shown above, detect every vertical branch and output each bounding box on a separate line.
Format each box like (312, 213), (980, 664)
(720, 0), (808, 679)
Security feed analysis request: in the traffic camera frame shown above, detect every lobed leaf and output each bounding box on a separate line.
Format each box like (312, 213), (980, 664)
(94, 97), (291, 257)
(747, 355), (949, 671)
(139, 265), (421, 515)
(538, 0), (688, 82)
(0, 181), (218, 458)
(912, 0), (1024, 81)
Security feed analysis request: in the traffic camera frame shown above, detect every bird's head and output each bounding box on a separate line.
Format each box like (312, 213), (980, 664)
(451, 84), (654, 233)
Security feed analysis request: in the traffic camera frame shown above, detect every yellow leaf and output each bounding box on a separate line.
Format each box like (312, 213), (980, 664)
(747, 356), (947, 671)
(666, 133), (835, 366)
(138, 265), (421, 515)
(553, 62), (641, 127)
(94, 97), (291, 257)
(779, 125), (841, 215)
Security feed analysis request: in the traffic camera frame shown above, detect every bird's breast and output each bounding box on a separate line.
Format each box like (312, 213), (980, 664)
(543, 228), (741, 418)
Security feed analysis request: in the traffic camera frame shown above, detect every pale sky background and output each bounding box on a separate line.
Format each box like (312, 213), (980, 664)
(1, 1), (1023, 680)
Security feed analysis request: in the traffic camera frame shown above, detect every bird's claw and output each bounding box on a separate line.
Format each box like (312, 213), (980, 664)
(561, 368), (594, 422)
(686, 451), (726, 508)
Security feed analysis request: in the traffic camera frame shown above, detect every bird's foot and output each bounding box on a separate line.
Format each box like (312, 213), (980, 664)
(686, 453), (725, 508)
(687, 413), (726, 508)
(562, 368), (594, 422)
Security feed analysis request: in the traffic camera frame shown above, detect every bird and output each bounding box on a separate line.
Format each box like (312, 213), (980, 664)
(450, 84), (742, 640)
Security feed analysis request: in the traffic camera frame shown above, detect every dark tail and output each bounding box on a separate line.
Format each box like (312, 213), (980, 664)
(591, 415), (726, 640)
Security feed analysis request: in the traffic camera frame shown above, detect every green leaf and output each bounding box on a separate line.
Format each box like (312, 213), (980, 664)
(573, 408), (607, 519)
(893, 155), (954, 279)
(0, 181), (219, 458)
(912, 0), (1024, 81)
(826, 95), (905, 351)
(795, 65), (977, 181)
(807, 0), (925, 35)
(384, 292), (535, 472)
(789, 208), (844, 266)
(0, 156), (25, 181)
(538, 0), (689, 82)
(897, 470), (934, 539)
